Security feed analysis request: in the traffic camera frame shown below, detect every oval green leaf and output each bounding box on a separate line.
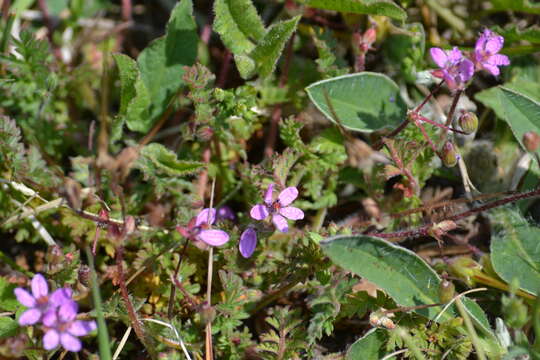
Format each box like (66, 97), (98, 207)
(491, 208), (540, 295)
(306, 73), (407, 133)
(321, 234), (492, 334)
(346, 329), (391, 360)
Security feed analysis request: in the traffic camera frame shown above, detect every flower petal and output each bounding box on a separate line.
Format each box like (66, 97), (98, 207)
(31, 274), (48, 299)
(485, 34), (504, 54)
(18, 308), (42, 325)
(272, 214), (288, 233)
(279, 206), (304, 220)
(198, 229), (230, 246)
(250, 204), (269, 220)
(49, 288), (72, 307)
(42, 309), (58, 327)
(277, 187), (298, 207)
(60, 333), (82, 352)
(448, 47), (463, 63)
(43, 330), (60, 350)
(475, 30), (489, 53)
(14, 288), (36, 308)
(458, 59), (474, 82)
(58, 300), (78, 323)
(264, 183), (274, 205)
(483, 63), (500, 76)
(491, 54), (510, 66)
(239, 228), (257, 258)
(430, 47), (447, 68)
(68, 320), (97, 336)
(195, 208), (216, 227)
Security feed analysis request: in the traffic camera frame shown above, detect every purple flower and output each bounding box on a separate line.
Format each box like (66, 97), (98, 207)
(239, 227), (257, 258)
(42, 300), (96, 352)
(250, 184), (304, 233)
(430, 47), (474, 90)
(176, 208), (230, 246)
(14, 274), (72, 326)
(473, 29), (510, 76)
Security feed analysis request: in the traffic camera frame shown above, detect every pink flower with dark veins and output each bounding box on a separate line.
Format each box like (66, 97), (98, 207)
(42, 300), (96, 352)
(176, 208), (230, 246)
(472, 29), (510, 76)
(250, 183), (304, 233)
(14, 274), (72, 326)
(430, 47), (474, 91)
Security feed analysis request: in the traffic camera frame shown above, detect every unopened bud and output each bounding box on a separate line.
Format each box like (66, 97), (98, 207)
(523, 131), (540, 152)
(448, 257), (482, 286)
(197, 126), (214, 141)
(438, 280), (455, 303)
(123, 216), (136, 236)
(458, 112), (478, 134)
(200, 303), (216, 325)
(78, 265), (90, 286)
(440, 141), (459, 167)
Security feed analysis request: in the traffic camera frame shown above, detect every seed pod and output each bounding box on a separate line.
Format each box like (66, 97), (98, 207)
(448, 257), (482, 286)
(458, 112), (478, 134)
(440, 141), (459, 167)
(523, 131), (540, 152)
(439, 280), (455, 303)
(200, 303), (216, 325)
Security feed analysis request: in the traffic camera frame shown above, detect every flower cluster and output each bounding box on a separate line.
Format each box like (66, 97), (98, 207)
(177, 184), (304, 259)
(14, 274), (96, 352)
(430, 29), (510, 90)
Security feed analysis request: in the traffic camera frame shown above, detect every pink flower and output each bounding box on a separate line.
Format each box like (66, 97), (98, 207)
(14, 274), (72, 326)
(250, 184), (304, 233)
(176, 208), (230, 246)
(239, 227), (257, 258)
(430, 47), (474, 90)
(42, 300), (96, 352)
(473, 29), (510, 76)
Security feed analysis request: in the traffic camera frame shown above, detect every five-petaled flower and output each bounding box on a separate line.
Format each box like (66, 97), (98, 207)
(176, 208), (230, 246)
(14, 274), (72, 326)
(42, 300), (97, 352)
(473, 29), (510, 76)
(430, 47), (474, 91)
(250, 184), (304, 233)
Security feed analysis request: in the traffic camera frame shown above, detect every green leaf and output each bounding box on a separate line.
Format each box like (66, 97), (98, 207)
(305, 0), (406, 21)
(306, 72), (407, 133)
(139, 143), (204, 176)
(113, 53), (138, 116)
(251, 16), (301, 78)
(347, 329), (391, 360)
(0, 277), (18, 312)
(321, 235), (492, 333)
(213, 0), (266, 54)
(136, 0), (198, 131)
(0, 317), (18, 339)
(234, 53), (256, 79)
(476, 86), (540, 152)
(488, 0), (540, 14)
(491, 208), (540, 295)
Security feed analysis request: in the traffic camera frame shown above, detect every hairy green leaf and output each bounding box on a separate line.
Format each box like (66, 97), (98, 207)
(213, 0), (266, 54)
(0, 317), (18, 339)
(491, 208), (540, 295)
(137, 0), (198, 131)
(139, 143), (204, 176)
(488, 0), (540, 14)
(305, 0), (406, 21)
(251, 16), (300, 78)
(306, 72), (407, 133)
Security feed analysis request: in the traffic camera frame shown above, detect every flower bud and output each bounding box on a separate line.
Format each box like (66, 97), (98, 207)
(438, 280), (455, 303)
(440, 141), (459, 167)
(448, 257), (482, 286)
(458, 112), (478, 134)
(523, 131), (540, 152)
(78, 265), (91, 286)
(200, 303), (216, 325)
